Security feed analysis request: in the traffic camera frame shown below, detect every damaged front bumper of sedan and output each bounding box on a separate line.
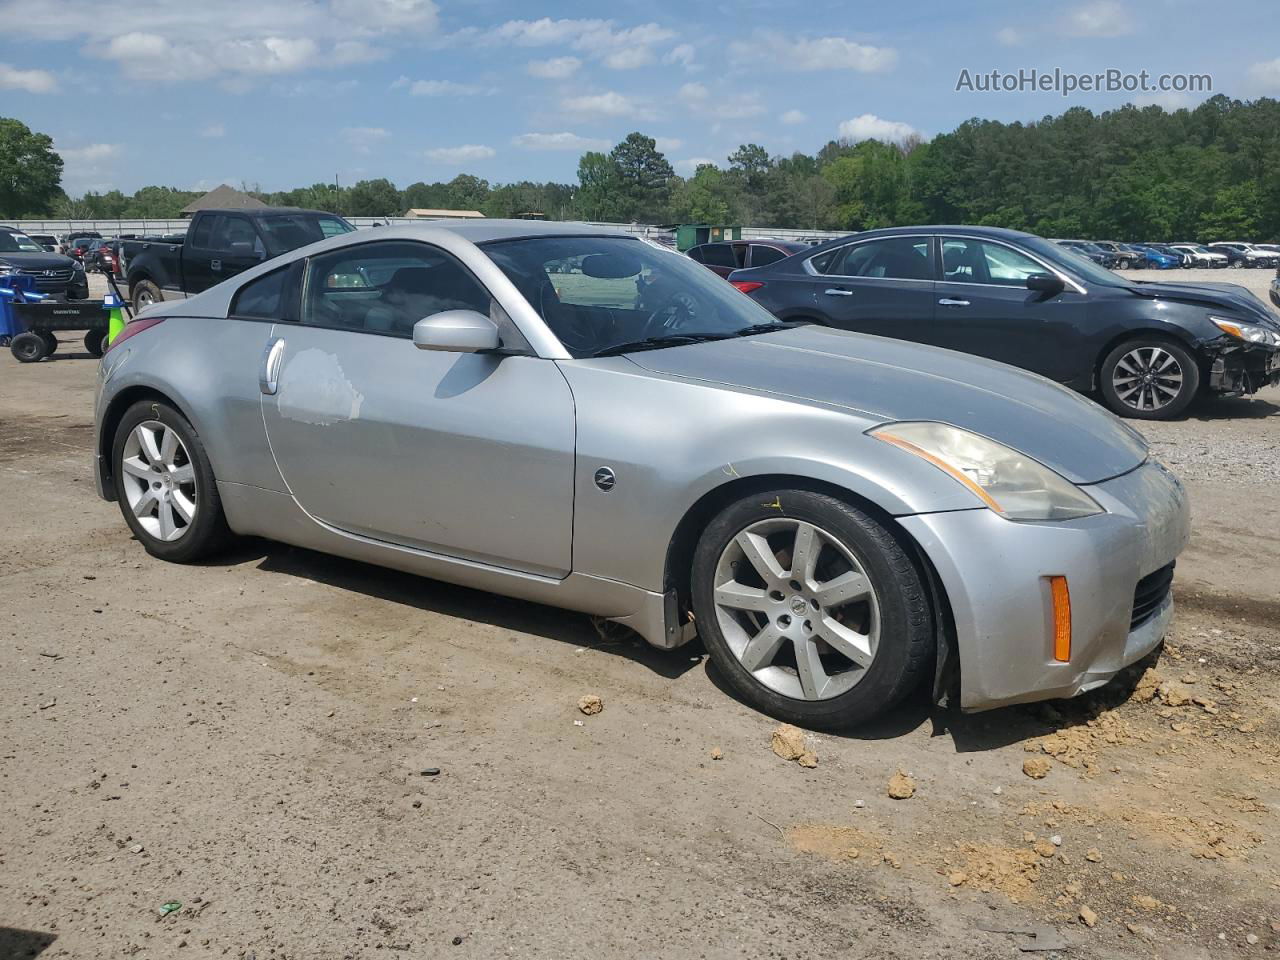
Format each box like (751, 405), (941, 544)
(1205, 342), (1280, 396)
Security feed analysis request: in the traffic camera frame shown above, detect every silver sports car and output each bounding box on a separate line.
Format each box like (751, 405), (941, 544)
(94, 221), (1190, 728)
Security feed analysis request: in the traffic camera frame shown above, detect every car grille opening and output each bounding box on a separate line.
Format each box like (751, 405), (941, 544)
(15, 267), (74, 289)
(1131, 562), (1175, 630)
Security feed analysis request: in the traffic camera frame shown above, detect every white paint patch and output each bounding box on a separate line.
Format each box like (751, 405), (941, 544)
(277, 348), (364, 426)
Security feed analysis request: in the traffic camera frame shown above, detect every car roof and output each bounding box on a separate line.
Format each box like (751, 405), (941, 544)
(413, 218), (632, 243)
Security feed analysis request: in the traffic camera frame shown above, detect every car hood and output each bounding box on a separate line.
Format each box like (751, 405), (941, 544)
(0, 251), (77, 270)
(625, 325), (1149, 485)
(1128, 281), (1279, 327)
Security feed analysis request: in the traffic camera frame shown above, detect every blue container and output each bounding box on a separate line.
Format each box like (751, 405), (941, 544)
(0, 274), (47, 339)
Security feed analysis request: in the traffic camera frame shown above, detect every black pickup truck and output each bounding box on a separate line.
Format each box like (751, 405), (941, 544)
(124, 207), (354, 311)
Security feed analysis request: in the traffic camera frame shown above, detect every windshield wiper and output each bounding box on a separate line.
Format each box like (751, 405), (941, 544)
(589, 333), (734, 357)
(729, 320), (811, 337)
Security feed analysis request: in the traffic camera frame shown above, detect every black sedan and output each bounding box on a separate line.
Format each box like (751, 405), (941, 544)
(728, 225), (1280, 420)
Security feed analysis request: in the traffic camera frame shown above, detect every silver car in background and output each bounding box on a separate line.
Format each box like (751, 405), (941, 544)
(93, 221), (1189, 728)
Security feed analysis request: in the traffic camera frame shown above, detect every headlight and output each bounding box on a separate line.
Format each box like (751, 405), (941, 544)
(1211, 316), (1280, 346)
(870, 422), (1104, 521)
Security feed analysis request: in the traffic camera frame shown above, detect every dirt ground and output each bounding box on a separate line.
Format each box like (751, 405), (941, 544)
(2, 293), (1278, 958)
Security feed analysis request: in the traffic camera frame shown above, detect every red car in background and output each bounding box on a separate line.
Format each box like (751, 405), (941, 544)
(687, 239), (810, 278)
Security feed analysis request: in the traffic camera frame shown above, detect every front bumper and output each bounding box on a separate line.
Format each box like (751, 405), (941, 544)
(1207, 344), (1280, 395)
(900, 459), (1190, 711)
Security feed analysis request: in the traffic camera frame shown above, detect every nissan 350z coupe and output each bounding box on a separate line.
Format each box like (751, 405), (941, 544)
(94, 221), (1190, 728)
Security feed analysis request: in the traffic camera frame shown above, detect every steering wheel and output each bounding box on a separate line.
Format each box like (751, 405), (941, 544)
(642, 291), (699, 338)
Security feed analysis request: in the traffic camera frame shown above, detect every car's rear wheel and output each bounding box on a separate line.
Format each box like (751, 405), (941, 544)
(111, 400), (230, 562)
(691, 489), (933, 729)
(1099, 338), (1200, 420)
(1117, 259), (1129, 270)
(131, 279), (162, 313)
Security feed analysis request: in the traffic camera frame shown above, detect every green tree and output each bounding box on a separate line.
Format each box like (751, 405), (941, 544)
(0, 118), (63, 217)
(575, 151), (622, 221)
(445, 174), (490, 210)
(345, 178), (402, 217)
(608, 133), (674, 222)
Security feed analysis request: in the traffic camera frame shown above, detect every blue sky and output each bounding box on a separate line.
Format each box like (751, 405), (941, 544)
(2, 0), (1278, 195)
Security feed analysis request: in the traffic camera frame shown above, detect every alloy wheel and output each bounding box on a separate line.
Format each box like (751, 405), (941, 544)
(712, 518), (880, 701)
(1111, 346), (1185, 413)
(120, 420), (197, 542)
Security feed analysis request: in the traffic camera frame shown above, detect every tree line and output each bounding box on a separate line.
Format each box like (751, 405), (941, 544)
(3, 94), (1279, 242)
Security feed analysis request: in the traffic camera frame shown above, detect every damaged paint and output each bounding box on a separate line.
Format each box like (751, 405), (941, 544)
(277, 348), (364, 426)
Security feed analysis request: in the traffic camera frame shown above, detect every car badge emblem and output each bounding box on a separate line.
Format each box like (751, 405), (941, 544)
(790, 596), (808, 616)
(593, 467), (616, 491)
(43, 269), (54, 277)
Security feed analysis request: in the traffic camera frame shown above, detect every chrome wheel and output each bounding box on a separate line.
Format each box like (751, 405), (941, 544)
(712, 518), (880, 701)
(120, 420), (197, 542)
(1111, 346), (1185, 412)
(136, 288), (155, 307)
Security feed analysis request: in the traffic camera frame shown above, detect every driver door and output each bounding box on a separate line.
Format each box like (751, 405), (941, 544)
(259, 239), (577, 577)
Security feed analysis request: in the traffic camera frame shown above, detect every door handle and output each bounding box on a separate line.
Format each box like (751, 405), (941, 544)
(210, 258), (222, 272)
(938, 298), (970, 306)
(259, 337), (285, 396)
(823, 288), (854, 297)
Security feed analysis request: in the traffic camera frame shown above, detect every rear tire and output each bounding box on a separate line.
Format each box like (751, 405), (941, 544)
(131, 279), (162, 313)
(111, 400), (231, 562)
(691, 489), (933, 730)
(1099, 337), (1200, 420)
(10, 332), (46, 362)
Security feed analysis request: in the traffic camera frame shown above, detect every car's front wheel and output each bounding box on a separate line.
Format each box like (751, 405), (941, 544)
(691, 489), (933, 730)
(111, 400), (230, 562)
(1099, 338), (1200, 420)
(131, 279), (162, 313)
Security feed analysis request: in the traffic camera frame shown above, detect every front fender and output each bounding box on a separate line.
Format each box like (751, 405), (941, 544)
(560, 358), (984, 593)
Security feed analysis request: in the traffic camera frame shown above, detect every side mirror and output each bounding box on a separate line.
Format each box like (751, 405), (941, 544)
(1026, 272), (1064, 295)
(412, 310), (501, 353)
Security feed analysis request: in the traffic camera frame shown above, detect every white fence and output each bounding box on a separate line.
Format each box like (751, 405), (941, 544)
(6, 216), (847, 244)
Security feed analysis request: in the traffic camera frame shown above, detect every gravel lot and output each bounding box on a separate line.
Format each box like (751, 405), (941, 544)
(1, 275), (1277, 960)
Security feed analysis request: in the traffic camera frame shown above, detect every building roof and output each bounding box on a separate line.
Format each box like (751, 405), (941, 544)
(181, 185), (269, 215)
(404, 208), (486, 219)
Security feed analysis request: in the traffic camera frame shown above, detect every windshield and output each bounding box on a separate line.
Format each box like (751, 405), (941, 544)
(1026, 237), (1127, 287)
(0, 231), (43, 253)
(258, 214), (354, 256)
(484, 235), (782, 358)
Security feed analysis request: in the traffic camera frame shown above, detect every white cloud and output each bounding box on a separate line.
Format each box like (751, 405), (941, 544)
(526, 56), (581, 79)
(0, 62), (57, 93)
(678, 82), (764, 121)
(200, 123), (226, 138)
(0, 0), (439, 84)
(56, 142), (123, 192)
(995, 26), (1022, 46)
(664, 43), (696, 68)
(732, 31), (897, 72)
(1249, 58), (1280, 93)
(512, 132), (610, 151)
(603, 47), (652, 70)
(394, 77), (489, 96)
(676, 157), (714, 174)
(425, 144), (495, 163)
(561, 90), (655, 120)
(655, 137), (682, 152)
(780, 109), (807, 125)
(1059, 1), (1134, 38)
(341, 126), (390, 153)
(482, 17), (676, 71)
(838, 113), (920, 144)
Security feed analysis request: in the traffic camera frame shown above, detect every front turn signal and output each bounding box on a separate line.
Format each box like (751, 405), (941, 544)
(1048, 576), (1071, 663)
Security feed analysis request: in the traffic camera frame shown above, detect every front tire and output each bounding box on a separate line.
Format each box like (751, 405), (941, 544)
(691, 489), (933, 729)
(111, 400), (230, 562)
(1099, 338), (1200, 420)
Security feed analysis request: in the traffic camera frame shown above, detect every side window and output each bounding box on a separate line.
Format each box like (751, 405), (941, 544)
(750, 245), (786, 267)
(828, 238), (932, 280)
(301, 241), (525, 348)
(231, 265), (292, 319)
(210, 216), (264, 257)
(699, 244), (736, 268)
(189, 216), (216, 250)
(942, 238), (1044, 287)
(686, 245), (705, 264)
